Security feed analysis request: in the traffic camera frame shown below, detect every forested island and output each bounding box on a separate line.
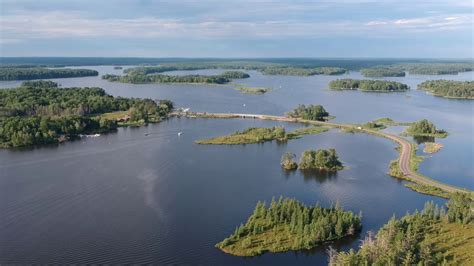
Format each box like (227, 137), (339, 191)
(216, 197), (362, 256)
(102, 70), (249, 84)
(237, 87), (271, 94)
(397, 63), (473, 75)
(286, 104), (330, 121)
(360, 67), (406, 77)
(331, 194), (474, 265)
(299, 148), (343, 170)
(418, 80), (474, 99)
(260, 66), (346, 76)
(121, 63), (346, 77)
(0, 81), (173, 148)
(0, 67), (98, 80)
(329, 79), (409, 92)
(195, 126), (328, 145)
(404, 119), (447, 138)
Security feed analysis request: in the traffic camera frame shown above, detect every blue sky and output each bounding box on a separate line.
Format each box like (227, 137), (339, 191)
(0, 0), (472, 58)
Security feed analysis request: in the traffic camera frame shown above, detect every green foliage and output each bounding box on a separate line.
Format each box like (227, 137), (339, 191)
(360, 67), (406, 77)
(396, 63), (473, 75)
(0, 81), (171, 118)
(196, 127), (288, 145)
(102, 70), (249, 84)
(260, 66), (346, 76)
(286, 126), (329, 138)
(331, 196), (474, 265)
(0, 116), (117, 147)
(329, 79), (409, 92)
(0, 81), (173, 147)
(286, 104), (329, 121)
(281, 152), (298, 170)
(418, 80), (474, 99)
(405, 119), (447, 138)
(298, 148), (343, 171)
(446, 193), (474, 224)
(0, 67), (98, 80)
(216, 197), (361, 256)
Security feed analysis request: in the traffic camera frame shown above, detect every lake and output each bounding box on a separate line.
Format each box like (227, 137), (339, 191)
(0, 66), (472, 264)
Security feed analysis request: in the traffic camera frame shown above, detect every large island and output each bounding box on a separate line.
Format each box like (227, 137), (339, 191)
(0, 81), (173, 148)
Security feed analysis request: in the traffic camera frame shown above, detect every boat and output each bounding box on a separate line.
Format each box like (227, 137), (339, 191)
(178, 132), (183, 136)
(145, 133), (149, 136)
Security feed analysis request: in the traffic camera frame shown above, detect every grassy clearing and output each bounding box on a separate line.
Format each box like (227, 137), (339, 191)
(196, 126), (328, 145)
(196, 127), (287, 145)
(425, 220), (474, 265)
(423, 142), (444, 153)
(286, 126), (329, 138)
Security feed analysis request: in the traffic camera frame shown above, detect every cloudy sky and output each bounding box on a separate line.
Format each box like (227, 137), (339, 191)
(0, 0), (472, 58)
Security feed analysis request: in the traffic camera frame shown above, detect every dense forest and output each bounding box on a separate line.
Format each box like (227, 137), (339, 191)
(286, 104), (330, 121)
(405, 119), (447, 138)
(418, 80), (474, 99)
(360, 67), (406, 77)
(299, 148), (343, 171)
(0, 67), (98, 80)
(260, 66), (346, 76)
(330, 193), (474, 265)
(329, 79), (409, 92)
(216, 197), (362, 256)
(0, 81), (173, 147)
(102, 70), (249, 84)
(123, 64), (346, 77)
(398, 63), (473, 75)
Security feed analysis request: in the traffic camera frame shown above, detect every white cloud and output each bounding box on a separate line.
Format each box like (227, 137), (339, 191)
(0, 11), (472, 42)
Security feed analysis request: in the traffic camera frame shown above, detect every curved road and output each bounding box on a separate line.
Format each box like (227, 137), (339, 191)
(172, 112), (471, 196)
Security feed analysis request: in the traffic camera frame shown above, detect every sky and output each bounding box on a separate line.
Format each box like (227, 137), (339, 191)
(0, 0), (473, 58)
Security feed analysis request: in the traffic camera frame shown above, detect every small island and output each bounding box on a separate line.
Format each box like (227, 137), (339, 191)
(286, 104), (330, 121)
(404, 119), (447, 138)
(298, 148), (343, 171)
(0, 67), (98, 81)
(418, 80), (473, 99)
(195, 126), (328, 145)
(237, 87), (271, 94)
(398, 63), (473, 75)
(216, 197), (361, 256)
(113, 66), (123, 69)
(102, 70), (250, 84)
(329, 79), (409, 92)
(281, 152), (298, 170)
(423, 142), (444, 153)
(360, 67), (406, 77)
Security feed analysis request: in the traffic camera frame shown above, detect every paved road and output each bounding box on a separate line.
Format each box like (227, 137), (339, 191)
(172, 112), (471, 195)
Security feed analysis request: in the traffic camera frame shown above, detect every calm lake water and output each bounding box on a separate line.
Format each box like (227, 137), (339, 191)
(0, 66), (472, 264)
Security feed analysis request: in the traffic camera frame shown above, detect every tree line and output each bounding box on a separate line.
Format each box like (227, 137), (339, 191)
(329, 79), (409, 92)
(418, 80), (473, 99)
(330, 193), (473, 265)
(0, 81), (173, 148)
(0, 67), (98, 81)
(286, 104), (330, 121)
(102, 70), (249, 84)
(281, 149), (343, 171)
(216, 197), (362, 256)
(360, 67), (406, 77)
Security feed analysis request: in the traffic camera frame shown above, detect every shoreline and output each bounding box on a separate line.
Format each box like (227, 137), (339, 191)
(171, 111), (472, 198)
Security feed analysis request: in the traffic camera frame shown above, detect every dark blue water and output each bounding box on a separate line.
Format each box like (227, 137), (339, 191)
(0, 66), (472, 264)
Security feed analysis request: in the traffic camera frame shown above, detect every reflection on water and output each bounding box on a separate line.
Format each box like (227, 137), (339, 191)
(413, 135), (436, 144)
